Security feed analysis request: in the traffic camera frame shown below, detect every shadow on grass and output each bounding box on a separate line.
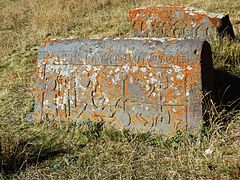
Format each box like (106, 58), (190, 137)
(0, 136), (68, 178)
(0, 122), (103, 179)
(206, 68), (240, 127)
(213, 69), (240, 109)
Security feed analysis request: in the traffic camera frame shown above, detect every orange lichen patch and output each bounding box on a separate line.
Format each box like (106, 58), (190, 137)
(42, 38), (66, 46)
(34, 39), (214, 136)
(208, 17), (220, 27)
(129, 4), (235, 40)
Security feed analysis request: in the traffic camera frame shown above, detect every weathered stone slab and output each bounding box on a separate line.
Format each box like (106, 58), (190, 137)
(34, 38), (213, 135)
(129, 5), (235, 40)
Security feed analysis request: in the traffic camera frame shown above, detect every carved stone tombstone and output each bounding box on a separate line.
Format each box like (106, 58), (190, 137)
(34, 38), (213, 135)
(129, 5), (235, 40)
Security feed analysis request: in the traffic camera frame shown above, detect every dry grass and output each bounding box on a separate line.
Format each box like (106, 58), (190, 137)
(0, 119), (239, 179)
(0, 0), (240, 179)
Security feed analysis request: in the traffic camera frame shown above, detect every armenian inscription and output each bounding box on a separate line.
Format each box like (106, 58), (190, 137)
(129, 5), (235, 40)
(34, 38), (213, 135)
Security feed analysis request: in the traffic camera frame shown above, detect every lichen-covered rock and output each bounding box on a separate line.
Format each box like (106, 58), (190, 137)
(35, 38), (214, 135)
(129, 5), (235, 40)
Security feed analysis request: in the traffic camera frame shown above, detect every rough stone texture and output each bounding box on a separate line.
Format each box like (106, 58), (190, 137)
(129, 5), (235, 40)
(34, 38), (213, 135)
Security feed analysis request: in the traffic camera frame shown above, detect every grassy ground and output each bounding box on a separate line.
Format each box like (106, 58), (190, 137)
(0, 0), (240, 179)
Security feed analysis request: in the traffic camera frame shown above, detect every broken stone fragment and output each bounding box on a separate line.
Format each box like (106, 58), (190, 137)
(129, 5), (235, 40)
